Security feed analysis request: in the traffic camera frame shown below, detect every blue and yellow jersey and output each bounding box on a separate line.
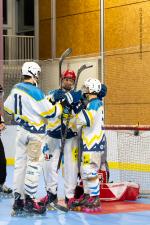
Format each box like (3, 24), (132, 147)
(76, 98), (106, 152)
(4, 82), (62, 133)
(46, 89), (77, 139)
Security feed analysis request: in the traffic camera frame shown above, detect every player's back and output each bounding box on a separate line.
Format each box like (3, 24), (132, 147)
(4, 82), (47, 133)
(78, 98), (106, 152)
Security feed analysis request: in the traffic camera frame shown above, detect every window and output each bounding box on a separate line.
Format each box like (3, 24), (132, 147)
(3, 0), (7, 24)
(17, 0), (34, 35)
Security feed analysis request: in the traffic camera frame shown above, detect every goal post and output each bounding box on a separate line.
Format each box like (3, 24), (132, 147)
(104, 125), (150, 195)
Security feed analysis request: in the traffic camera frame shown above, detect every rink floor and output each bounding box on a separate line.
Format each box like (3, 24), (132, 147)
(0, 166), (150, 225)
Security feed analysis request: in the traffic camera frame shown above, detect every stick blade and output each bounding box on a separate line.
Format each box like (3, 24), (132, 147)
(60, 48), (72, 61)
(49, 202), (69, 212)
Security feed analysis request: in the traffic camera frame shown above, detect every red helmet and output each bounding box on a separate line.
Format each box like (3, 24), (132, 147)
(62, 69), (76, 81)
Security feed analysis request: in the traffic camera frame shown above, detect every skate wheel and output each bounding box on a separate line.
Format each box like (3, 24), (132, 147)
(74, 206), (82, 212)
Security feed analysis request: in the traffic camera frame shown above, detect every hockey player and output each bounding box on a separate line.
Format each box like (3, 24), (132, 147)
(41, 69), (80, 207)
(4, 62), (63, 215)
(0, 84), (12, 197)
(0, 115), (12, 196)
(68, 78), (106, 213)
(98, 84), (109, 183)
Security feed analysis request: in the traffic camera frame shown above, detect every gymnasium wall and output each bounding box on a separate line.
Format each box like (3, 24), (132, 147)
(38, 0), (150, 125)
(39, 0), (100, 59)
(105, 0), (150, 124)
(56, 0), (100, 57)
(39, 0), (52, 59)
(5, 0), (150, 162)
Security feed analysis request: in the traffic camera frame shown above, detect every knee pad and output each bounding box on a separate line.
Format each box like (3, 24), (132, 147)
(27, 140), (43, 162)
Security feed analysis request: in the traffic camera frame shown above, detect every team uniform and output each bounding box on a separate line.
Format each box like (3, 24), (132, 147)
(42, 101), (78, 198)
(77, 98), (106, 189)
(41, 70), (79, 205)
(68, 78), (106, 213)
(4, 62), (62, 215)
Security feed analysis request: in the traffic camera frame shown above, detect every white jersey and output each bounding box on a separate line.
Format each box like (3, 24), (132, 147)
(4, 82), (62, 133)
(76, 98), (106, 152)
(46, 89), (77, 139)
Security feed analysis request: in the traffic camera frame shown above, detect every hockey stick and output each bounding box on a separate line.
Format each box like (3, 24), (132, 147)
(74, 64), (93, 91)
(77, 127), (82, 177)
(48, 201), (69, 212)
(42, 168), (68, 212)
(59, 48), (72, 172)
(59, 48), (72, 89)
(0, 84), (4, 123)
(57, 64), (93, 172)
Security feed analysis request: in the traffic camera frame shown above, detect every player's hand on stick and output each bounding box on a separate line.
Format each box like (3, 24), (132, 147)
(51, 89), (65, 103)
(64, 90), (82, 105)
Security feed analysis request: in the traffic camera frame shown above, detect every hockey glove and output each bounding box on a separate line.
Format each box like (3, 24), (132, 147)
(51, 89), (65, 103)
(98, 84), (107, 100)
(64, 90), (82, 105)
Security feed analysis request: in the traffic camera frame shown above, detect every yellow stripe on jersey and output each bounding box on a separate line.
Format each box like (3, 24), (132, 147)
(82, 130), (103, 148)
(40, 103), (62, 117)
(4, 107), (45, 126)
(40, 106), (55, 117)
(47, 118), (60, 129)
(4, 107), (13, 115)
(47, 119), (76, 130)
(20, 115), (45, 127)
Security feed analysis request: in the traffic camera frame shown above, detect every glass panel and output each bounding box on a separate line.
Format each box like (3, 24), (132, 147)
(24, 0), (34, 26)
(17, 0), (34, 35)
(3, 0), (7, 24)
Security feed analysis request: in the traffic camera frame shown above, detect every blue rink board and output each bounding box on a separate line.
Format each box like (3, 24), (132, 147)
(0, 166), (150, 225)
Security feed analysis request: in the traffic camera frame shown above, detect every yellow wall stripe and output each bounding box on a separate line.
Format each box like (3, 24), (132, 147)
(108, 162), (150, 172)
(6, 158), (15, 166)
(7, 158), (150, 172)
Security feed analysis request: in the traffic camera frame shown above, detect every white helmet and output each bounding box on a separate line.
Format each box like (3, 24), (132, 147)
(83, 78), (101, 94)
(22, 62), (41, 78)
